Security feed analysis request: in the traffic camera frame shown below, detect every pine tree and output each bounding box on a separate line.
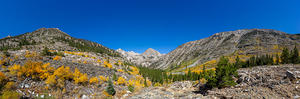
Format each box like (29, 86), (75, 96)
(218, 57), (236, 87)
(41, 47), (51, 56)
(202, 65), (207, 79)
(144, 79), (148, 87)
(234, 56), (240, 68)
(207, 56), (237, 88)
(275, 54), (280, 65)
(112, 73), (117, 81)
(187, 69), (191, 80)
(106, 79), (116, 96)
(291, 46), (299, 64)
(281, 47), (290, 64)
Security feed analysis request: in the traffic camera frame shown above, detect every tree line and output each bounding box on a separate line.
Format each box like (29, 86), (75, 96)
(138, 45), (299, 88)
(240, 46), (299, 68)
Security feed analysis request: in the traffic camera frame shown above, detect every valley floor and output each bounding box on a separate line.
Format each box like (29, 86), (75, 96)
(128, 64), (300, 99)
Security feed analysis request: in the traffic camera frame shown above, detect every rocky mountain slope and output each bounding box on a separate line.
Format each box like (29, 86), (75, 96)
(0, 28), (149, 98)
(152, 29), (300, 70)
(117, 48), (163, 67)
(0, 28), (119, 57)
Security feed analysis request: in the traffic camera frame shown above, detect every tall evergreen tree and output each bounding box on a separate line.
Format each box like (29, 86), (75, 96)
(291, 46), (299, 64)
(106, 79), (116, 96)
(234, 56), (240, 68)
(281, 47), (290, 64)
(275, 54), (280, 65)
(207, 56), (237, 88)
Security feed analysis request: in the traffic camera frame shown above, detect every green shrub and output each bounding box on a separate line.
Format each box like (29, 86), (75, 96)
(128, 85), (134, 92)
(106, 79), (116, 96)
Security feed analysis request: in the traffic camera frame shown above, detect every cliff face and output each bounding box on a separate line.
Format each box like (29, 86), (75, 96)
(151, 29), (300, 70)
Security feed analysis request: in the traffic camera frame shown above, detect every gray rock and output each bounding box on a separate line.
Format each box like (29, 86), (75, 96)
(286, 70), (297, 80)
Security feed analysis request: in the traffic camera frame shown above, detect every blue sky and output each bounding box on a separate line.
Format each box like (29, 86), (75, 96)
(0, 0), (299, 53)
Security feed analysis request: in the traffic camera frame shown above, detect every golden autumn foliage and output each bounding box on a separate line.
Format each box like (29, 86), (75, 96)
(45, 75), (57, 86)
(200, 78), (207, 84)
(129, 66), (139, 75)
(102, 90), (112, 97)
(8, 64), (21, 77)
(126, 75), (145, 91)
(272, 45), (279, 50)
(22, 61), (43, 78)
(117, 69), (124, 73)
(64, 51), (85, 56)
(76, 73), (88, 84)
(0, 72), (7, 85)
(127, 79), (134, 86)
(0, 58), (6, 66)
(25, 51), (38, 58)
(8, 61), (54, 80)
(117, 77), (126, 85)
(103, 60), (112, 69)
(54, 66), (73, 81)
(53, 56), (62, 61)
(97, 59), (101, 63)
(145, 79), (152, 87)
(154, 82), (162, 87)
(83, 60), (87, 64)
(4, 82), (15, 90)
(99, 76), (108, 84)
(73, 68), (82, 78)
(1, 90), (20, 99)
(39, 63), (55, 80)
(73, 68), (88, 84)
(89, 77), (98, 84)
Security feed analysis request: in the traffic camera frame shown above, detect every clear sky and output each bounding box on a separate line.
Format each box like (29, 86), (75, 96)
(0, 0), (299, 53)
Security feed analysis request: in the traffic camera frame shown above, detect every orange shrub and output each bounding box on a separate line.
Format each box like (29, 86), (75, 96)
(53, 66), (73, 81)
(75, 73), (88, 84)
(8, 64), (21, 77)
(4, 82), (15, 90)
(145, 79), (152, 87)
(25, 51), (38, 58)
(117, 69), (124, 73)
(0, 72), (7, 85)
(73, 68), (88, 84)
(129, 66), (139, 75)
(89, 77), (98, 84)
(53, 56), (62, 61)
(103, 61), (112, 68)
(117, 77), (126, 85)
(45, 75), (57, 86)
(99, 76), (108, 84)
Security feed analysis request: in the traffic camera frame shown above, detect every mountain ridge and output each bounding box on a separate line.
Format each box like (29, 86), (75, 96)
(0, 28), (119, 57)
(151, 29), (300, 70)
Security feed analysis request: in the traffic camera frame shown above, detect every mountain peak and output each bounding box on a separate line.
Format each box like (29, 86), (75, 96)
(32, 28), (69, 36)
(142, 48), (161, 57)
